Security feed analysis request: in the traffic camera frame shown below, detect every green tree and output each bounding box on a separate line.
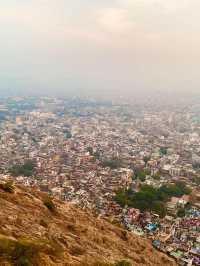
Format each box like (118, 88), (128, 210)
(115, 182), (191, 217)
(192, 176), (200, 185)
(160, 147), (167, 155)
(143, 156), (150, 166)
(152, 172), (161, 180)
(177, 208), (185, 217)
(114, 189), (129, 207)
(151, 201), (166, 218)
(134, 169), (146, 182)
(9, 160), (35, 177)
(64, 130), (72, 139)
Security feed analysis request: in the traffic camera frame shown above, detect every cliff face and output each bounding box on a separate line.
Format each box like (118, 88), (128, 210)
(0, 185), (176, 266)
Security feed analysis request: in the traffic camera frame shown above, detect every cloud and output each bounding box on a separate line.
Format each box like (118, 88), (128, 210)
(97, 7), (134, 34)
(0, 0), (200, 96)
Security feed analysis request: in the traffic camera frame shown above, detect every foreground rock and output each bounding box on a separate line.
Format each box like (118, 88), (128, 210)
(0, 185), (177, 266)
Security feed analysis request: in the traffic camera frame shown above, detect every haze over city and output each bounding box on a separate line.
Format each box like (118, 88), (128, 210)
(1, 2), (200, 265)
(1, 0), (200, 98)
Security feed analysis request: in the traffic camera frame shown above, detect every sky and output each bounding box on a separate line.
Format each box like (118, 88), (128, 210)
(0, 0), (200, 98)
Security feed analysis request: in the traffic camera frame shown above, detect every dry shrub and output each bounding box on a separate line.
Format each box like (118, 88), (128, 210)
(67, 223), (77, 233)
(0, 238), (42, 266)
(43, 196), (56, 212)
(40, 219), (48, 228)
(69, 244), (85, 256)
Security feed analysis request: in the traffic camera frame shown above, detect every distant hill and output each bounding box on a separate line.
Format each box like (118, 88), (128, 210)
(0, 183), (177, 266)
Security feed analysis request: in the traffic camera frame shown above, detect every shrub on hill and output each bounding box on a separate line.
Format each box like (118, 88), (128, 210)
(0, 180), (15, 193)
(0, 238), (41, 266)
(43, 196), (56, 212)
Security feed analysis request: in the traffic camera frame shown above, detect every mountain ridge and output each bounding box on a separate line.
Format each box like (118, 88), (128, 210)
(0, 183), (177, 266)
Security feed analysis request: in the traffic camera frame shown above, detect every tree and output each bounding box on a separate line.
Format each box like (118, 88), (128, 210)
(115, 182), (191, 218)
(9, 160), (35, 177)
(134, 169), (146, 182)
(114, 189), (129, 207)
(152, 172), (161, 180)
(64, 130), (72, 139)
(160, 147), (167, 155)
(151, 201), (166, 218)
(192, 176), (200, 185)
(157, 182), (191, 198)
(144, 168), (151, 176)
(143, 156), (150, 166)
(177, 208), (185, 217)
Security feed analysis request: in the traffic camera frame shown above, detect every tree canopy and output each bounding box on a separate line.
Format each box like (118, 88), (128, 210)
(9, 160), (35, 177)
(115, 182), (191, 218)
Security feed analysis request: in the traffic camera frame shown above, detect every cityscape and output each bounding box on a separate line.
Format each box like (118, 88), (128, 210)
(1, 0), (200, 265)
(0, 96), (200, 265)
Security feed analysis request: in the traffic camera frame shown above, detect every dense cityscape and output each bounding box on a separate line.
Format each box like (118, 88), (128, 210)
(0, 96), (200, 265)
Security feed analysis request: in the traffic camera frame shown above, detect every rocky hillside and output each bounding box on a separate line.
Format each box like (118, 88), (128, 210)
(0, 183), (177, 266)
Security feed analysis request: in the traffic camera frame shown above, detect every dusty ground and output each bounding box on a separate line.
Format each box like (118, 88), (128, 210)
(0, 185), (177, 266)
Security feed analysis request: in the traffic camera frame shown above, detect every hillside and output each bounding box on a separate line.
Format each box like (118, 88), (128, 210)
(0, 183), (177, 266)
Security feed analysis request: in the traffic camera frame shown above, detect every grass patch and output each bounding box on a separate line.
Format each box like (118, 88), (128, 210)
(0, 237), (63, 266)
(94, 261), (132, 266)
(115, 260), (132, 266)
(69, 244), (85, 256)
(0, 238), (41, 266)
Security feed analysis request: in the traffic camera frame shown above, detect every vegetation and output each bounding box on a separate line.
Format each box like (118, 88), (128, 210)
(192, 176), (200, 185)
(192, 160), (200, 169)
(158, 181), (191, 198)
(94, 261), (132, 266)
(0, 237), (62, 266)
(115, 182), (191, 218)
(152, 172), (161, 180)
(0, 238), (41, 266)
(177, 208), (186, 217)
(9, 160), (35, 177)
(151, 201), (166, 218)
(132, 168), (150, 182)
(143, 156), (150, 166)
(0, 180), (15, 193)
(160, 147), (168, 155)
(64, 130), (72, 139)
(43, 196), (56, 212)
(115, 260), (132, 266)
(114, 188), (130, 207)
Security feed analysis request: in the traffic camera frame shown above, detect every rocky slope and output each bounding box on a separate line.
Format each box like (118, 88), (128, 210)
(0, 184), (177, 266)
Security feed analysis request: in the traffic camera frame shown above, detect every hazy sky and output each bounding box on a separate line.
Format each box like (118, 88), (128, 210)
(1, 0), (200, 97)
